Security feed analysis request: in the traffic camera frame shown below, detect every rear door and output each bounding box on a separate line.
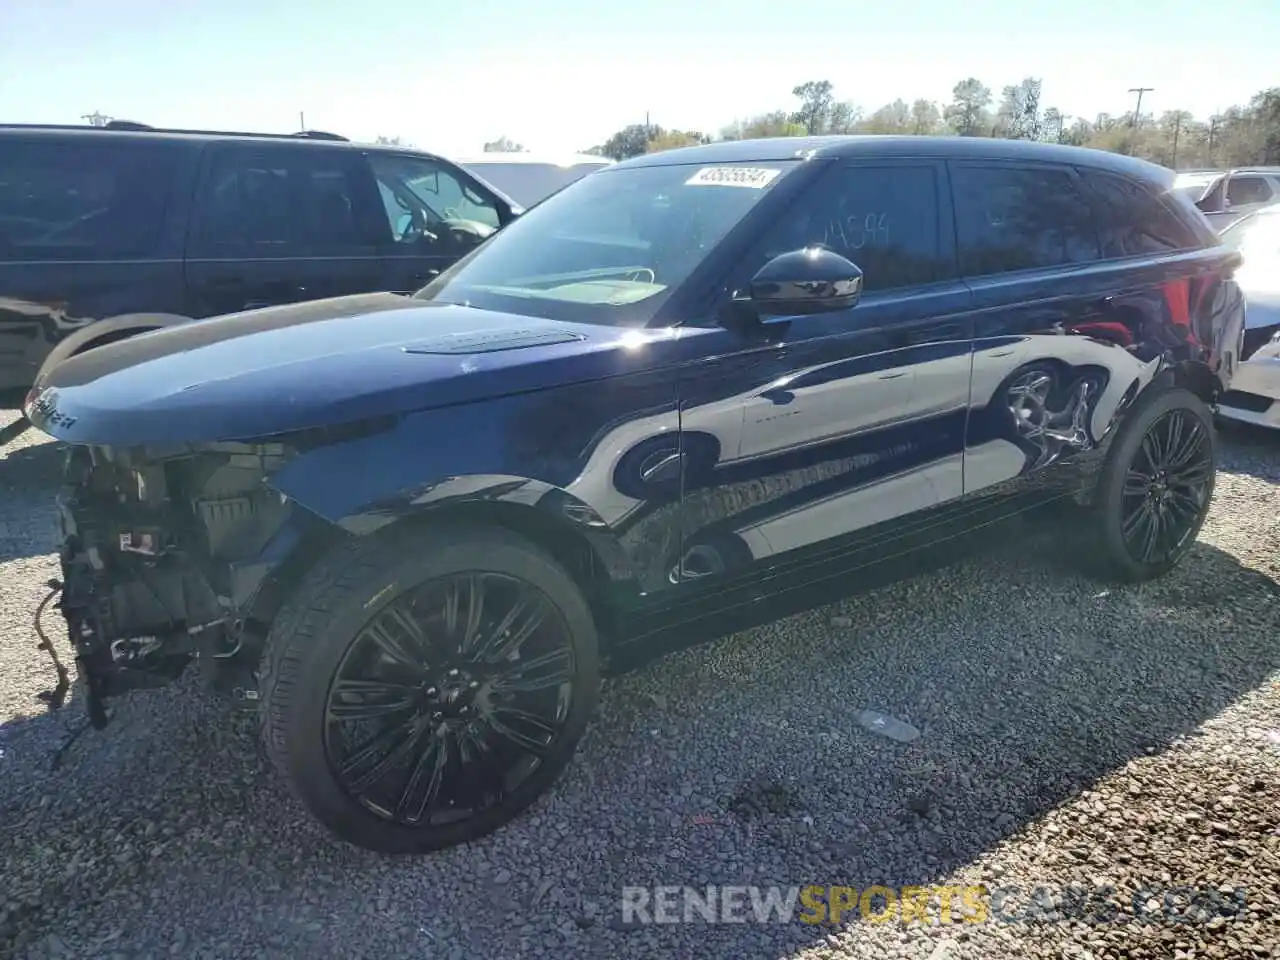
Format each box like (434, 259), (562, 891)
(0, 134), (190, 395)
(366, 153), (508, 293)
(184, 142), (386, 316)
(955, 160), (1218, 498)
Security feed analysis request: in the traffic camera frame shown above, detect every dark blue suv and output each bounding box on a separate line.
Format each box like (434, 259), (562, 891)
(24, 136), (1246, 855)
(0, 121), (520, 412)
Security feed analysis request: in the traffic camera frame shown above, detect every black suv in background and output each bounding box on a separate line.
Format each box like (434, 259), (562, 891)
(0, 122), (521, 407)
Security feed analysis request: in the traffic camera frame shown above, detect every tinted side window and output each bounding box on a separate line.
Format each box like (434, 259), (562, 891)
(951, 164), (1100, 276)
(189, 146), (376, 256)
(0, 140), (180, 261)
(1226, 175), (1274, 206)
(750, 164), (951, 293)
(1078, 171), (1201, 256)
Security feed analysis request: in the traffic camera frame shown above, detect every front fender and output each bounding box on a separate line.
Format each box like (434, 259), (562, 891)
(263, 392), (683, 599)
(32, 312), (191, 392)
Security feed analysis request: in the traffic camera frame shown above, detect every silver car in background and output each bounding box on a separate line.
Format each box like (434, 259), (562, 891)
(1174, 167), (1280, 232)
(1216, 205), (1280, 430)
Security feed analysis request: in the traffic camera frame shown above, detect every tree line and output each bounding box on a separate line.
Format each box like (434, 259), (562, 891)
(559, 78), (1280, 171)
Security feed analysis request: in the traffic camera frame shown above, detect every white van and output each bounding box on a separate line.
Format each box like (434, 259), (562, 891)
(457, 153), (614, 209)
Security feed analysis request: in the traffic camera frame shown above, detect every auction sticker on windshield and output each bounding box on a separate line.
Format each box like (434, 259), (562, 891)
(685, 166), (783, 189)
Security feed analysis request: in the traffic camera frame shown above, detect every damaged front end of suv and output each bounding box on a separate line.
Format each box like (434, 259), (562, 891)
(48, 434), (311, 727)
(20, 285), (636, 854)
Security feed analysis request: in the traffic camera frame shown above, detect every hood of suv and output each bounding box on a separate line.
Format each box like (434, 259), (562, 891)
(24, 293), (646, 446)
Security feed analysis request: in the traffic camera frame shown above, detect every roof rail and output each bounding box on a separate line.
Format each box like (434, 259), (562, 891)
(0, 122), (351, 143)
(291, 130), (350, 142)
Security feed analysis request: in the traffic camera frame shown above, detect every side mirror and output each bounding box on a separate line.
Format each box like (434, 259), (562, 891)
(745, 246), (863, 317)
(498, 201), (524, 227)
(1196, 178), (1228, 214)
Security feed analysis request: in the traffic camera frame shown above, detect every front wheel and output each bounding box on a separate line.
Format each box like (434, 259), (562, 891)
(1087, 386), (1216, 582)
(258, 524), (600, 854)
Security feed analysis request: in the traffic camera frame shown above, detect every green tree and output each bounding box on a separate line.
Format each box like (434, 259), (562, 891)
(857, 99), (912, 134)
(944, 78), (993, 137)
(720, 111), (806, 140)
(1253, 88), (1280, 163)
(647, 130), (710, 153)
(791, 80), (835, 134)
(995, 78), (1042, 140)
(1041, 107), (1067, 142)
(601, 123), (658, 160)
(483, 136), (525, 152)
(828, 101), (861, 134)
(910, 99), (943, 135)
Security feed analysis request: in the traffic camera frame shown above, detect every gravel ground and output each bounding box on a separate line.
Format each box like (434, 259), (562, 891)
(1, 410), (1278, 960)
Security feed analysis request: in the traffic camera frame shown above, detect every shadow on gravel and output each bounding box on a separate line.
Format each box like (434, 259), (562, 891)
(0, 441), (63, 563)
(2, 464), (1279, 957)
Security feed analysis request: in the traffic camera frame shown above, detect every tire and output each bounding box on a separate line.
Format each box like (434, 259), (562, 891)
(258, 523), (600, 854)
(1086, 386), (1216, 582)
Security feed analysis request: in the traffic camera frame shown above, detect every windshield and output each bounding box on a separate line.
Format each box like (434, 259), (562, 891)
(1171, 172), (1220, 203)
(415, 160), (799, 325)
(461, 161), (608, 208)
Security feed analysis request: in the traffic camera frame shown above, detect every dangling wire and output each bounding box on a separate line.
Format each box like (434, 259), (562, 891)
(33, 578), (71, 711)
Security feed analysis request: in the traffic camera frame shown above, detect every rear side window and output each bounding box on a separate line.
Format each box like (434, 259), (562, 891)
(951, 164), (1100, 276)
(1078, 171), (1202, 256)
(189, 145), (379, 256)
(1226, 175), (1274, 206)
(0, 139), (181, 261)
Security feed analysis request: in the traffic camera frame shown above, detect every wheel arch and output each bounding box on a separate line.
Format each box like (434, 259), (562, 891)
(1170, 358), (1218, 405)
(389, 498), (626, 644)
(251, 491), (634, 653)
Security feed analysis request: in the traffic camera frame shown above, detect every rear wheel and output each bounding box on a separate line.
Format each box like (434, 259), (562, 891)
(258, 524), (600, 853)
(1087, 387), (1216, 582)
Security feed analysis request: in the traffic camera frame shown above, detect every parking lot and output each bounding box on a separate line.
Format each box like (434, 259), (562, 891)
(1, 409), (1277, 960)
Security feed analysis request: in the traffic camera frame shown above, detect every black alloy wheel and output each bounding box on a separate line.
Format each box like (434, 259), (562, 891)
(1089, 386), (1216, 582)
(324, 572), (576, 827)
(259, 525), (600, 854)
(1118, 408), (1214, 567)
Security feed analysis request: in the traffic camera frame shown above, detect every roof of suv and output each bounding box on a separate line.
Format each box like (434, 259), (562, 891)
(0, 121), (524, 214)
(0, 123), (448, 158)
(618, 135), (1176, 186)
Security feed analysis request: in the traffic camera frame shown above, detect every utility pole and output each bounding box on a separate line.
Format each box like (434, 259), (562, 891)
(299, 111), (306, 131)
(82, 111), (110, 127)
(1127, 86), (1153, 128)
(1171, 113), (1182, 168)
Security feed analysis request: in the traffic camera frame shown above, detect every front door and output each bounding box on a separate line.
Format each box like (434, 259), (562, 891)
(367, 153), (507, 294)
(671, 160), (974, 591)
(184, 143), (386, 317)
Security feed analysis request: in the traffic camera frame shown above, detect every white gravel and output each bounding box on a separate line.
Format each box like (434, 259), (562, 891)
(2, 410), (1278, 960)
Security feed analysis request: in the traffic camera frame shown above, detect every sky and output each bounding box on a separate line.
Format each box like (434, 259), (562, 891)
(2, 0), (1277, 158)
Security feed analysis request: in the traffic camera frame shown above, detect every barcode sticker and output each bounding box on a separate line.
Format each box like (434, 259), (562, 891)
(685, 166), (782, 189)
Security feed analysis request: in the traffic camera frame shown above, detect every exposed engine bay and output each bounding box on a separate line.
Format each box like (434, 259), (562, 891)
(43, 442), (300, 728)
